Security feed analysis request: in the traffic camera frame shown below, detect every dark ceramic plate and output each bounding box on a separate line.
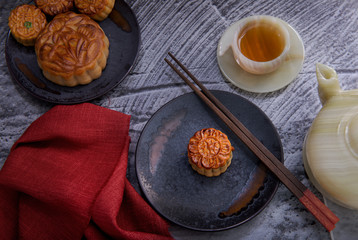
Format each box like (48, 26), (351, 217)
(5, 0), (140, 104)
(135, 90), (283, 231)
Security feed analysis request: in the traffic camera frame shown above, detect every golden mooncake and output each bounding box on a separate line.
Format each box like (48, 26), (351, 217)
(35, 12), (109, 87)
(188, 128), (234, 177)
(74, 0), (115, 21)
(8, 4), (47, 46)
(35, 0), (74, 16)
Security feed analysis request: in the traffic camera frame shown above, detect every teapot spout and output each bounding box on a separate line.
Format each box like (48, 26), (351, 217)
(316, 63), (341, 105)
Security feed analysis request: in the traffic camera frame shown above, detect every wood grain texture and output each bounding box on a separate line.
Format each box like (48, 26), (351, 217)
(1, 0), (358, 239)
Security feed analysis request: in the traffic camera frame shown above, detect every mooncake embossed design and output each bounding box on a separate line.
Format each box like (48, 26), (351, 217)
(8, 4), (47, 46)
(35, 12), (109, 87)
(75, 0), (115, 21)
(188, 128), (234, 177)
(35, 0), (74, 16)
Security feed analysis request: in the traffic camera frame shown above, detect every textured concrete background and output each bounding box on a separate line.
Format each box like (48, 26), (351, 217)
(1, 0), (358, 239)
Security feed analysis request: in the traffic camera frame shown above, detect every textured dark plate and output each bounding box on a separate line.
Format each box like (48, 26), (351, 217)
(5, 0), (140, 104)
(135, 90), (283, 231)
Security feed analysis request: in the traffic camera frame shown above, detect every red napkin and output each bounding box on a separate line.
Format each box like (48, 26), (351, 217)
(0, 103), (173, 240)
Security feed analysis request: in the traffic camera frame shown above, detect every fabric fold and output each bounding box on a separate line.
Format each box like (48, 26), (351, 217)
(0, 103), (173, 240)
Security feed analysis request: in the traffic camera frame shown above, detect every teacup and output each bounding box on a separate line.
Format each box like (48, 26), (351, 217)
(230, 15), (290, 75)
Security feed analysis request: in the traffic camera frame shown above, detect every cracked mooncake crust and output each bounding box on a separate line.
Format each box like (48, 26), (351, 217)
(35, 12), (109, 87)
(34, 0), (74, 16)
(188, 128), (234, 177)
(74, 0), (115, 21)
(8, 4), (47, 46)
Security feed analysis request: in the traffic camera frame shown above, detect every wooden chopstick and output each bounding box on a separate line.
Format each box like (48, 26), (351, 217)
(164, 52), (339, 232)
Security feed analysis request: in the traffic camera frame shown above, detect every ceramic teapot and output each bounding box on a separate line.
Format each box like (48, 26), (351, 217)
(303, 63), (358, 209)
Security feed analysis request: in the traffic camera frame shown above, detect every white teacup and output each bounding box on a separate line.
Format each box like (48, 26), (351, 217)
(228, 15), (290, 75)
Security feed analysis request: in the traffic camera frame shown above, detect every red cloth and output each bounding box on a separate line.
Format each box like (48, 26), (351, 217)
(0, 103), (173, 240)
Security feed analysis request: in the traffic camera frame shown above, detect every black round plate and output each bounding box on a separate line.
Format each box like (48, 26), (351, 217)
(135, 90), (283, 231)
(5, 0), (140, 104)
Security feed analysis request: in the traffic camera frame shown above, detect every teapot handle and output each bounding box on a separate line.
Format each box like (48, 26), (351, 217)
(316, 63), (341, 105)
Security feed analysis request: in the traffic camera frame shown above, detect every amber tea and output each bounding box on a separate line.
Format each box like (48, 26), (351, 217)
(238, 23), (286, 62)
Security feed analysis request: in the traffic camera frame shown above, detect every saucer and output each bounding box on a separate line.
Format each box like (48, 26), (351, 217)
(217, 16), (305, 93)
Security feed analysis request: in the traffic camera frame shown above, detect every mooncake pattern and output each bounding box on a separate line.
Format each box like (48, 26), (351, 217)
(8, 4), (47, 46)
(188, 128), (234, 177)
(75, 0), (115, 21)
(35, 0), (74, 16)
(35, 12), (109, 87)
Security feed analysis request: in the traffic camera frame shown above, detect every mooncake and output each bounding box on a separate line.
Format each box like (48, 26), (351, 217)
(34, 0), (74, 16)
(8, 4), (47, 46)
(74, 0), (115, 21)
(188, 128), (234, 177)
(35, 12), (109, 86)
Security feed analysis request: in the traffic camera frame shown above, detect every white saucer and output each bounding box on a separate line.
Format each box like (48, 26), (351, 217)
(217, 16), (305, 93)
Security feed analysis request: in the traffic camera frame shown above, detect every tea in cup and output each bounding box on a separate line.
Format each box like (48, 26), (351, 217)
(231, 15), (290, 74)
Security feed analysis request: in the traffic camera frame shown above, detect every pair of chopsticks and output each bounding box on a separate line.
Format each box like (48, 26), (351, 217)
(164, 52), (339, 232)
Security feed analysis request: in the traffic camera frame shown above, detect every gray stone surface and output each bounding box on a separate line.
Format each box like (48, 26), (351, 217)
(1, 0), (358, 239)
